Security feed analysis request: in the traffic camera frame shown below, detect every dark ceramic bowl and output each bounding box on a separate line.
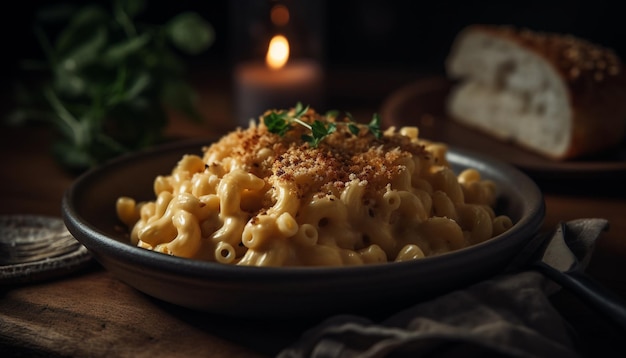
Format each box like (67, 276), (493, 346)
(62, 139), (545, 319)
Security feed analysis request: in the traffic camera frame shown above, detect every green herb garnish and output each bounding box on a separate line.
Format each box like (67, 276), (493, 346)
(302, 120), (337, 148)
(6, 0), (214, 172)
(368, 113), (383, 139)
(264, 102), (383, 147)
(264, 102), (310, 136)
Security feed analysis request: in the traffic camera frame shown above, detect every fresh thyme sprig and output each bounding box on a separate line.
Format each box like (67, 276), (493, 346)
(264, 102), (382, 147)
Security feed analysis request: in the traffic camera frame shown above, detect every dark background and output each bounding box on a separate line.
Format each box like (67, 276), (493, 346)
(3, 0), (626, 85)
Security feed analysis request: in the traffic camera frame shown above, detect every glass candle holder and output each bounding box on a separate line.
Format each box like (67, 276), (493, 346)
(230, 0), (326, 126)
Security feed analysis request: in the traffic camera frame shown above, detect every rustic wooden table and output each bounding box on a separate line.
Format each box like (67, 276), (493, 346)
(1, 67), (625, 357)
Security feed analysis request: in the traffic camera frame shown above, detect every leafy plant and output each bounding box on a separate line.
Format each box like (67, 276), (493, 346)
(264, 102), (382, 148)
(6, 0), (214, 172)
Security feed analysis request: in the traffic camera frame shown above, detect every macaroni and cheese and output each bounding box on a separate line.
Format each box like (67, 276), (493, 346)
(116, 107), (513, 266)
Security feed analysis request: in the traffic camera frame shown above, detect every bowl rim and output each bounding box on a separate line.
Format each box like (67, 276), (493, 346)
(62, 138), (546, 282)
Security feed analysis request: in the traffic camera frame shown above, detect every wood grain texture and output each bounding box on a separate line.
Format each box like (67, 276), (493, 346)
(1, 269), (273, 357)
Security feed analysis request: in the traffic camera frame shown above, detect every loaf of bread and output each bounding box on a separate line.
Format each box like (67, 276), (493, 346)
(445, 24), (626, 160)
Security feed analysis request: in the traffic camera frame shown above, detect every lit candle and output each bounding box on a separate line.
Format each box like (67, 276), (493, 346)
(234, 34), (324, 126)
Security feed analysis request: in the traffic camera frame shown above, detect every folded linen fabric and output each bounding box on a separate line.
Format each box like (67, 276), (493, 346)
(278, 219), (611, 358)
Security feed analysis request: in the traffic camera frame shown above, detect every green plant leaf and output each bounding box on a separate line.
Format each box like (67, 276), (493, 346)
(53, 68), (88, 97)
(368, 113), (382, 139)
(166, 12), (214, 55)
(113, 0), (144, 37)
(55, 5), (109, 57)
(294, 102), (309, 118)
(348, 123), (360, 135)
(102, 32), (152, 65)
(325, 110), (339, 119)
(265, 111), (292, 136)
(144, 47), (185, 75)
(14, 2), (214, 172)
(56, 24), (108, 75)
(120, 71), (152, 103)
(116, 0), (145, 19)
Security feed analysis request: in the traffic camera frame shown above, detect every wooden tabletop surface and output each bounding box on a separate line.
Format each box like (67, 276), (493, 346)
(1, 67), (625, 357)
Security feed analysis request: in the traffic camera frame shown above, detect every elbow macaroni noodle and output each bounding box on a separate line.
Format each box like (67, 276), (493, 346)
(116, 108), (513, 266)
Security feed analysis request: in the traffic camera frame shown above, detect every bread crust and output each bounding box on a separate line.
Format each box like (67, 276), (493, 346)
(447, 24), (626, 160)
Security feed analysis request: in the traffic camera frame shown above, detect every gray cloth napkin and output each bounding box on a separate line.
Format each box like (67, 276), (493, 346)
(278, 219), (610, 358)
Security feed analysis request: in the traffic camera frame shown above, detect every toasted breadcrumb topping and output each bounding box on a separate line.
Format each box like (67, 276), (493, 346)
(202, 108), (429, 200)
(479, 25), (623, 83)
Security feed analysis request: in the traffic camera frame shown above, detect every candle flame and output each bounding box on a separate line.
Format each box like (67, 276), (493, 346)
(266, 35), (289, 70)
